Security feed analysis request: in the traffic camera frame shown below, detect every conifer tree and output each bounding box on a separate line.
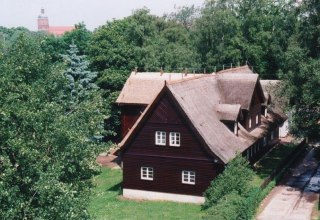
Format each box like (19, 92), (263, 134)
(62, 42), (98, 105)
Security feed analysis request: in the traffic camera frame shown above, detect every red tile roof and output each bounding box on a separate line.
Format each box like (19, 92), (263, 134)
(48, 26), (74, 36)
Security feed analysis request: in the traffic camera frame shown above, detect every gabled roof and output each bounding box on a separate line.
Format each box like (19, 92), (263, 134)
(260, 80), (288, 120)
(116, 72), (204, 105)
(167, 77), (248, 163)
(217, 73), (261, 109)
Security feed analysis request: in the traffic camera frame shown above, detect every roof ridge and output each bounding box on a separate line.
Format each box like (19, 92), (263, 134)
(217, 65), (253, 74)
(167, 74), (213, 85)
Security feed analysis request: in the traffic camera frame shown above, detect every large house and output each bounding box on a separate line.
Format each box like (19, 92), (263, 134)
(116, 66), (286, 203)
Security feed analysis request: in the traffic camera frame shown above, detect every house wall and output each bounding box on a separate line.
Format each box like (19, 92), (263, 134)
(122, 93), (223, 197)
(123, 155), (222, 196)
(120, 105), (146, 138)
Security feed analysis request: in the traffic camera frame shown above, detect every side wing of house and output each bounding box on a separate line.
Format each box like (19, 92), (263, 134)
(121, 89), (223, 203)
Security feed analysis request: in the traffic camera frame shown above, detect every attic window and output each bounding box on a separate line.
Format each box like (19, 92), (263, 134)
(155, 131), (166, 146)
(169, 132), (180, 147)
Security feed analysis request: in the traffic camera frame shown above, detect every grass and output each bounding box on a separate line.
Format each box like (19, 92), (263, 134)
(252, 143), (297, 185)
(88, 168), (202, 220)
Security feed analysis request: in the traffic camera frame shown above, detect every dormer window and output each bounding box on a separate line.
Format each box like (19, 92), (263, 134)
(264, 108), (268, 117)
(234, 121), (238, 135)
(155, 131), (166, 145)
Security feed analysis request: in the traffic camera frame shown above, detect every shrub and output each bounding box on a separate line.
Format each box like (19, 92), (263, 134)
(203, 155), (254, 209)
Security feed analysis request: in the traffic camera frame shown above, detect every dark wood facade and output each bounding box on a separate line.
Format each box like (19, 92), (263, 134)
(122, 92), (223, 196)
(120, 105), (146, 138)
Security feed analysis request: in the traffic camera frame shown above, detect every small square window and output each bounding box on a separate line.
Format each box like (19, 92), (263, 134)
(141, 167), (153, 180)
(182, 171), (195, 185)
(155, 131), (166, 146)
(169, 132), (180, 147)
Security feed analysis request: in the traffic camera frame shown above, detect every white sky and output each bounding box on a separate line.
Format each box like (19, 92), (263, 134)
(0, 0), (204, 31)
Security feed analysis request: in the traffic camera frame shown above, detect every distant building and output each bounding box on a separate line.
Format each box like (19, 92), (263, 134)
(37, 8), (74, 37)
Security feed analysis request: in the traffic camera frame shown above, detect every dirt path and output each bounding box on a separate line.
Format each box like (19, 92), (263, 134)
(96, 153), (121, 169)
(257, 149), (319, 220)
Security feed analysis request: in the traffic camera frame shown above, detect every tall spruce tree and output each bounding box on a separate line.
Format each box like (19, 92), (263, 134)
(62, 43), (98, 106)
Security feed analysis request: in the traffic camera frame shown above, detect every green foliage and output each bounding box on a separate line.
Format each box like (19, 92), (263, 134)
(63, 23), (92, 55)
(299, 0), (320, 58)
(97, 70), (129, 140)
(62, 43), (98, 105)
(203, 155), (254, 209)
(203, 191), (244, 220)
(0, 33), (105, 219)
(281, 57), (320, 138)
(88, 8), (200, 72)
(203, 155), (275, 219)
(195, 1), (244, 71)
(88, 19), (137, 71)
(165, 5), (200, 30)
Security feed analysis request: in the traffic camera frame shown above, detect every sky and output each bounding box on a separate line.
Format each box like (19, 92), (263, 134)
(0, 0), (204, 31)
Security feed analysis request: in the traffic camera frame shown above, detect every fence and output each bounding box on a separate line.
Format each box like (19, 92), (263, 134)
(260, 139), (307, 189)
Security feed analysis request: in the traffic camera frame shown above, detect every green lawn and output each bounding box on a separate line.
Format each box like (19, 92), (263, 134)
(89, 168), (202, 220)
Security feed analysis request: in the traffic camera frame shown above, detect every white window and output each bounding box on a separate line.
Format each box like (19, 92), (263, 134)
(256, 114), (259, 124)
(264, 108), (268, 117)
(182, 171), (195, 185)
(169, 132), (180, 147)
(249, 117), (252, 129)
(234, 121), (238, 135)
(141, 167), (153, 180)
(155, 131), (166, 146)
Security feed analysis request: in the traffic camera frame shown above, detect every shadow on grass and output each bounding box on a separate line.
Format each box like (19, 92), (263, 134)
(107, 182), (122, 195)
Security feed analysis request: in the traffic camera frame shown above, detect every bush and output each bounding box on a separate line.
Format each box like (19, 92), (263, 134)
(203, 191), (244, 220)
(203, 155), (254, 209)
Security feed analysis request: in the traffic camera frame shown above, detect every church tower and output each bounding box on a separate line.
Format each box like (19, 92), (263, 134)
(37, 8), (49, 32)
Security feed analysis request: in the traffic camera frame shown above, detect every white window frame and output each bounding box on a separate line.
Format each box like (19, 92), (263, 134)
(169, 132), (180, 147)
(141, 167), (153, 181)
(182, 170), (195, 185)
(234, 121), (238, 135)
(155, 131), (166, 146)
(264, 108), (268, 117)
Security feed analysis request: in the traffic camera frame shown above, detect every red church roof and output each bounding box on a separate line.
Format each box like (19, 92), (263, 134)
(48, 26), (74, 36)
